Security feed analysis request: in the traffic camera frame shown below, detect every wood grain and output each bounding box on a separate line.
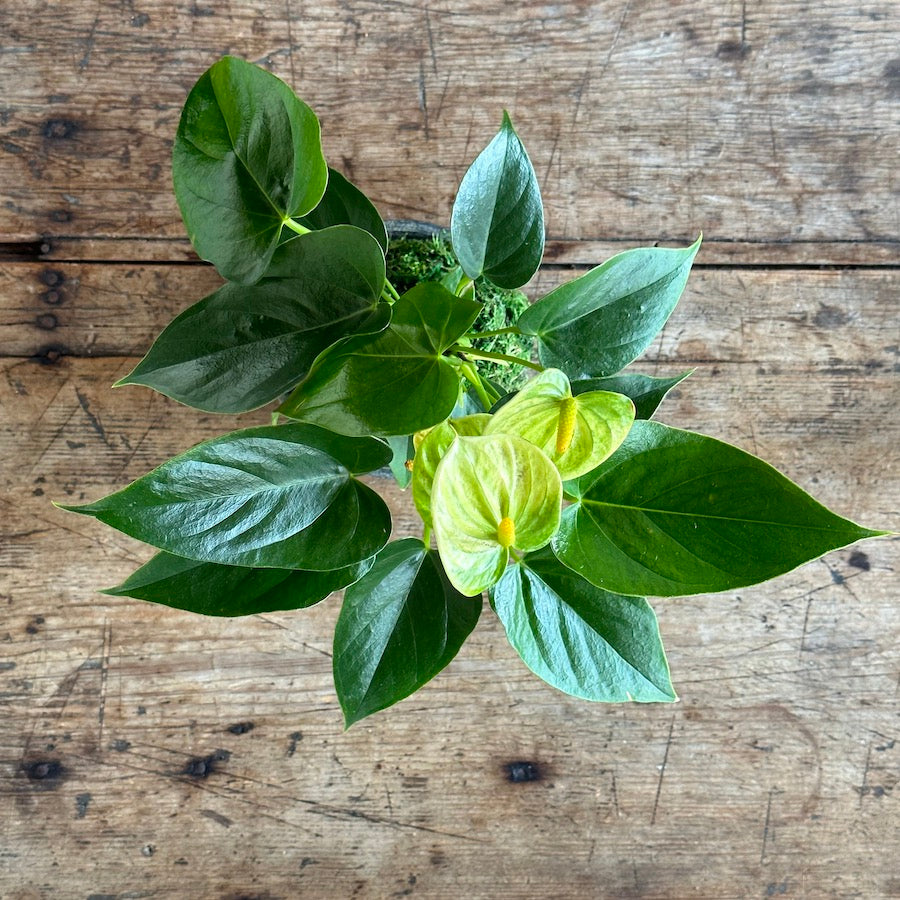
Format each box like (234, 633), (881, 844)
(1, 0), (898, 896)
(1, 0), (898, 260)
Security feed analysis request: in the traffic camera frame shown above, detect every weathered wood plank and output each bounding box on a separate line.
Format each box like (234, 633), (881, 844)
(2, 263), (898, 383)
(4, 235), (900, 267)
(0, 355), (897, 898)
(1, 0), (898, 259)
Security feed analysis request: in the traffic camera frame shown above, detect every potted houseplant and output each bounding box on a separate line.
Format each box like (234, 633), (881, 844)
(61, 57), (888, 726)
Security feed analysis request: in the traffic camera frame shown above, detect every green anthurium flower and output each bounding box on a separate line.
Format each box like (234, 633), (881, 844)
(485, 368), (635, 480)
(431, 434), (562, 596)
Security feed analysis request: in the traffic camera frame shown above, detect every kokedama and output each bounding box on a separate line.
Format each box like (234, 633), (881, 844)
(61, 57), (888, 726)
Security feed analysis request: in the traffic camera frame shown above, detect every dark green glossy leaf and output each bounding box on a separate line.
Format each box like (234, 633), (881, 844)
(490, 552), (676, 702)
(292, 167), (388, 253)
(333, 539), (481, 726)
(61, 424), (392, 570)
(554, 420), (886, 597)
(278, 283), (481, 436)
(102, 551), (374, 616)
(172, 56), (328, 284)
(518, 239), (701, 378)
(116, 226), (389, 413)
(450, 112), (544, 289)
(572, 371), (692, 420)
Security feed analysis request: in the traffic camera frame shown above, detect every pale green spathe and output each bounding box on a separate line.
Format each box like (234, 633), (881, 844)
(486, 368), (635, 479)
(431, 434), (562, 596)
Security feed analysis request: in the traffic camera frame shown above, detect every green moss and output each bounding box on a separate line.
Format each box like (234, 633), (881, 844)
(385, 234), (534, 391)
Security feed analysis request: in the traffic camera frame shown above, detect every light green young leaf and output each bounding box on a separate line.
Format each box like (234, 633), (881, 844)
(485, 368), (635, 479)
(103, 551), (374, 616)
(451, 112), (544, 289)
(518, 238), (701, 378)
(172, 56), (328, 285)
(490, 551), (676, 702)
(431, 434), (562, 596)
(554, 420), (888, 596)
(61, 424), (392, 571)
(334, 539), (481, 726)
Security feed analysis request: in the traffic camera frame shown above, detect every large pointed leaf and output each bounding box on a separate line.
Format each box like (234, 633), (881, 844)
(173, 56), (328, 284)
(490, 552), (676, 702)
(293, 167), (388, 252)
(571, 371), (692, 420)
(278, 283), (481, 437)
(518, 239), (701, 378)
(333, 539), (481, 726)
(485, 368), (634, 479)
(61, 424), (392, 570)
(554, 420), (886, 597)
(450, 112), (544, 289)
(431, 435), (562, 596)
(103, 552), (374, 616)
(116, 226), (388, 413)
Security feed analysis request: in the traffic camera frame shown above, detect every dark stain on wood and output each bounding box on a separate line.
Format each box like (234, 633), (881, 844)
(24, 759), (65, 786)
(41, 119), (79, 141)
(35, 313), (58, 331)
(504, 761), (542, 783)
(227, 721), (254, 735)
(884, 59), (900, 96)
(75, 792), (91, 818)
(848, 551), (871, 571)
(184, 749), (231, 778)
(716, 40), (751, 60)
(30, 344), (67, 365)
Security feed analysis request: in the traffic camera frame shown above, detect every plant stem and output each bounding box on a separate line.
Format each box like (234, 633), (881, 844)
(282, 218), (311, 236)
(384, 279), (401, 301)
(460, 361), (492, 410)
(465, 325), (523, 340)
(422, 524), (432, 547)
(455, 347), (543, 372)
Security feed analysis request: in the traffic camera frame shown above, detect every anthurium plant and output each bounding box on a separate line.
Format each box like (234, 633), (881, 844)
(62, 57), (887, 726)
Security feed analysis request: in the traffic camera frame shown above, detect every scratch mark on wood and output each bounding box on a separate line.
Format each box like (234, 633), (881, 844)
(418, 60), (429, 140)
(285, 0), (297, 87)
(75, 386), (113, 448)
(650, 715), (675, 824)
(573, 0), (631, 126)
(424, 5), (438, 74)
(97, 618), (111, 751)
(760, 788), (776, 863)
(199, 808), (233, 828)
(858, 742), (872, 808)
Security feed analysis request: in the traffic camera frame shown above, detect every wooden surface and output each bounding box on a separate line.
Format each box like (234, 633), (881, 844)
(1, 1), (898, 897)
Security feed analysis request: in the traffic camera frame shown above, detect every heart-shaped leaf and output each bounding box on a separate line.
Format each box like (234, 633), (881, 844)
(173, 56), (328, 284)
(292, 167), (388, 252)
(278, 283), (481, 437)
(103, 551), (374, 616)
(451, 112), (544, 289)
(554, 420), (887, 596)
(116, 226), (389, 413)
(431, 434), (562, 596)
(485, 368), (635, 479)
(61, 424), (392, 570)
(572, 371), (692, 420)
(334, 539), (481, 726)
(518, 238), (701, 377)
(490, 551), (676, 702)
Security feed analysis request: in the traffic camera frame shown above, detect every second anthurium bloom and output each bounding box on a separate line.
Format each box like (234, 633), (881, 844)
(485, 368), (635, 480)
